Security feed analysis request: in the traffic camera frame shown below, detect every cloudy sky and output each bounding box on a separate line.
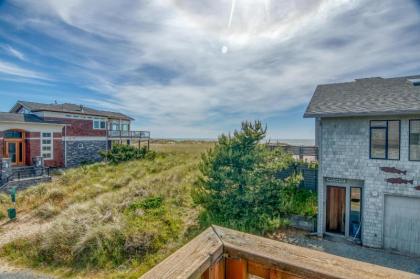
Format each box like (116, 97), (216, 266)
(0, 0), (420, 139)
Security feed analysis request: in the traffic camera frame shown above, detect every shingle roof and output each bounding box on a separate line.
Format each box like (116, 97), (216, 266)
(304, 75), (420, 118)
(12, 101), (134, 120)
(0, 112), (63, 125)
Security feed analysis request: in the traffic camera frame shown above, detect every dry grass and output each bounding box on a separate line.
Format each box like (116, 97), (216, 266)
(0, 141), (212, 278)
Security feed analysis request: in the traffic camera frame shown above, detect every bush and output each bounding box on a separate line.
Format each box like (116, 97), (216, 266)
(100, 145), (156, 164)
(193, 121), (298, 234)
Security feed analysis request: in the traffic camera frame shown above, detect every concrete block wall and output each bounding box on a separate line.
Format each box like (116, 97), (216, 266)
(65, 140), (107, 167)
(318, 116), (420, 248)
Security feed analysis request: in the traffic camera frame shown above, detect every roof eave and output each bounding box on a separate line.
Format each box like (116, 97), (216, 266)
(30, 109), (132, 120)
(0, 120), (66, 126)
(304, 110), (420, 118)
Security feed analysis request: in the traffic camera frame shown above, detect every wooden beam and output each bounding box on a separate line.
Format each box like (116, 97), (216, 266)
(248, 261), (270, 278)
(140, 227), (223, 279)
(202, 258), (225, 279)
(226, 258), (247, 279)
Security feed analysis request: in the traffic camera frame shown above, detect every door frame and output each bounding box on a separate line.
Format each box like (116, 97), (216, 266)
(3, 130), (26, 166)
(323, 178), (364, 241)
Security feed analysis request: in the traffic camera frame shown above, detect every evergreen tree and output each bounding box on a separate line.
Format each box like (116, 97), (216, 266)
(194, 121), (297, 233)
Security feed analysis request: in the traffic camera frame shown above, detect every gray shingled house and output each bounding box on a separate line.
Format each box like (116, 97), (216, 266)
(305, 75), (420, 256)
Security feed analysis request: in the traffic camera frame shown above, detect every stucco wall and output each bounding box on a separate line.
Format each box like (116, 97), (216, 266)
(318, 116), (420, 248)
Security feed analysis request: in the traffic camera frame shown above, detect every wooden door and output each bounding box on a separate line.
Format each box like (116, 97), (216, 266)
(326, 186), (346, 234)
(5, 140), (25, 165)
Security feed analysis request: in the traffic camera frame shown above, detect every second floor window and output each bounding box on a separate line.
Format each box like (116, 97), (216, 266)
(409, 120), (420, 161)
(370, 120), (400, 160)
(93, 119), (106, 129)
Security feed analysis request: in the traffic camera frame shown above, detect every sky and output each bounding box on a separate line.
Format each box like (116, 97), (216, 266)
(0, 0), (420, 139)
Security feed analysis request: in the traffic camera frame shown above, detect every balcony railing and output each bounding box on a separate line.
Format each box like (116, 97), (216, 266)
(140, 225), (413, 279)
(107, 130), (150, 139)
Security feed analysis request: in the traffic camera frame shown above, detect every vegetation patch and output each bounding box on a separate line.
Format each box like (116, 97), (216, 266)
(194, 121), (316, 234)
(100, 145), (156, 164)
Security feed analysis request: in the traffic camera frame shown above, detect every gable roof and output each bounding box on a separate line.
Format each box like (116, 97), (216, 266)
(11, 101), (134, 121)
(0, 112), (63, 125)
(304, 75), (420, 118)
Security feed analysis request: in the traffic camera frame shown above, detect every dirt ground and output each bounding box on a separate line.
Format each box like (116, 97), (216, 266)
(269, 227), (420, 275)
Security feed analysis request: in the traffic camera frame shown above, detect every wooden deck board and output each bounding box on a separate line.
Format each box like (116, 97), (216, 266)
(213, 225), (416, 279)
(140, 227), (223, 279)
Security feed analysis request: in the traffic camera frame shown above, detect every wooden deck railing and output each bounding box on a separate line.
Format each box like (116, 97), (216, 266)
(267, 143), (318, 161)
(140, 225), (414, 279)
(107, 130), (150, 139)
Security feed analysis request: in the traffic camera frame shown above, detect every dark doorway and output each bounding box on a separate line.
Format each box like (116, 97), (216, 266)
(326, 186), (346, 234)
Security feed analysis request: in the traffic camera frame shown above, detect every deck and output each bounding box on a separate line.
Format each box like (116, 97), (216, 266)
(107, 130), (150, 139)
(140, 225), (414, 279)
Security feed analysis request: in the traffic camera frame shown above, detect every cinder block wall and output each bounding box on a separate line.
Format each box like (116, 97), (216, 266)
(318, 116), (420, 248)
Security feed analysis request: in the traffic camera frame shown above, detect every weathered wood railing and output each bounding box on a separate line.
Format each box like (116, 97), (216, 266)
(267, 143), (318, 161)
(140, 225), (414, 279)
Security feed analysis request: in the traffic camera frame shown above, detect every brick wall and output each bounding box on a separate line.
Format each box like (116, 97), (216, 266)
(45, 117), (107, 137)
(44, 132), (64, 167)
(318, 116), (420, 248)
(27, 138), (40, 165)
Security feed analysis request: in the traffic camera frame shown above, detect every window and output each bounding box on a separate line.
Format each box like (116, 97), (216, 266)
(93, 119), (106, 129)
(409, 120), (420, 160)
(121, 123), (129, 131)
(4, 131), (23, 138)
(41, 132), (53, 160)
(370, 120), (400, 160)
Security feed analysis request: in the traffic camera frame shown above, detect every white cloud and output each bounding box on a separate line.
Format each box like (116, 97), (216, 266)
(2, 44), (26, 60)
(5, 0), (420, 138)
(0, 61), (50, 80)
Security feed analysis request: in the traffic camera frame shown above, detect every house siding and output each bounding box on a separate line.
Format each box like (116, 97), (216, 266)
(318, 116), (420, 249)
(45, 117), (107, 137)
(65, 140), (107, 167)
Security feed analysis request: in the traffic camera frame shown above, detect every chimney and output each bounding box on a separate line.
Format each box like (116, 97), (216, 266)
(80, 105), (84, 112)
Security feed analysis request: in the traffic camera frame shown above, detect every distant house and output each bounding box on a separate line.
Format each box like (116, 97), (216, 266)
(305, 75), (420, 256)
(0, 101), (150, 168)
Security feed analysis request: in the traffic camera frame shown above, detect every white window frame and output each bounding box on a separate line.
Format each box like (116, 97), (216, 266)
(93, 119), (107, 130)
(41, 132), (53, 160)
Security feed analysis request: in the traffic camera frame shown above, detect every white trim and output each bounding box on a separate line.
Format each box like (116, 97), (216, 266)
(0, 122), (63, 133)
(0, 120), (64, 127)
(62, 136), (107, 141)
(41, 132), (54, 160)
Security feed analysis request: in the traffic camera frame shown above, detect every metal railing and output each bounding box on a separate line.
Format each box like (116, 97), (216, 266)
(6, 167), (50, 183)
(107, 130), (150, 139)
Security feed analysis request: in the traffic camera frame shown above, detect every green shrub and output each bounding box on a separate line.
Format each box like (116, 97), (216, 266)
(193, 121), (298, 234)
(100, 145), (156, 164)
(278, 175), (317, 217)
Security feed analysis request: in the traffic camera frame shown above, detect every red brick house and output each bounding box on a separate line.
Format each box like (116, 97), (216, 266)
(0, 101), (150, 168)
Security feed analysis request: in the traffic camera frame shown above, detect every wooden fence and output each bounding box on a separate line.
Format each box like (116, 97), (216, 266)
(267, 143), (318, 161)
(140, 225), (413, 279)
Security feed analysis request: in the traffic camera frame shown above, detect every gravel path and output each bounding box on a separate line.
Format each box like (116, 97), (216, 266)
(270, 228), (420, 275)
